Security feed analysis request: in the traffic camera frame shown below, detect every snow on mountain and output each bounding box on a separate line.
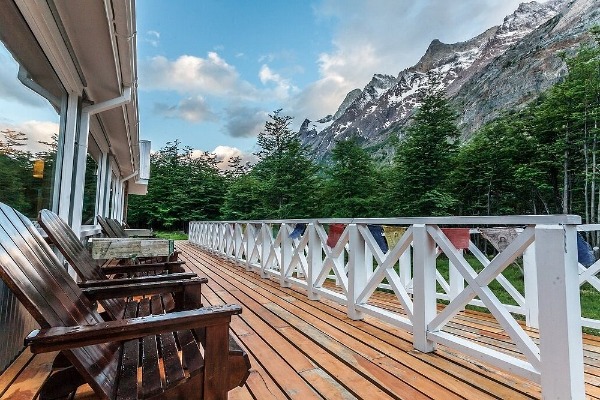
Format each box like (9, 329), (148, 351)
(299, 0), (577, 162)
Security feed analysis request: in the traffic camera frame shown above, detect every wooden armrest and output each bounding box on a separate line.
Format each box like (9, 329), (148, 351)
(26, 304), (242, 353)
(81, 278), (205, 300)
(78, 272), (199, 288)
(101, 261), (184, 274)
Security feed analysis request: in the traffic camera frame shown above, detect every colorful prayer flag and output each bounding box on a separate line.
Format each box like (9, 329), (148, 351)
(289, 223), (307, 240)
(383, 226), (407, 250)
(327, 224), (346, 248)
(441, 228), (470, 249)
(367, 225), (388, 253)
(479, 228), (518, 252)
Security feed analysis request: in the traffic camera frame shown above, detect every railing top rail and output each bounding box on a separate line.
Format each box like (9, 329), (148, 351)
(191, 215), (581, 226)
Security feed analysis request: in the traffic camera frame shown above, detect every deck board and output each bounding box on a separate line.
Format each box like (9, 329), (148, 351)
(4, 241), (600, 399)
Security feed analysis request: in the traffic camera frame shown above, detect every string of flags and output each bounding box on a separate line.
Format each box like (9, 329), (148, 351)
(284, 223), (597, 266)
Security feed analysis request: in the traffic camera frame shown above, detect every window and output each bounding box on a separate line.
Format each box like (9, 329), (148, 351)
(0, 43), (62, 217)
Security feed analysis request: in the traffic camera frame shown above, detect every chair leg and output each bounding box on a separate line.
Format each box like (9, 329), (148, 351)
(51, 352), (72, 369)
(39, 366), (86, 400)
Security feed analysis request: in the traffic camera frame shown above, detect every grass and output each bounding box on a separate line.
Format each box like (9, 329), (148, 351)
(154, 230), (188, 240)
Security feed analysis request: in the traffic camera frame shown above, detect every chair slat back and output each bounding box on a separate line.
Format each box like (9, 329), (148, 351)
(97, 215), (120, 238)
(0, 203), (118, 399)
(107, 218), (128, 237)
(38, 209), (127, 320)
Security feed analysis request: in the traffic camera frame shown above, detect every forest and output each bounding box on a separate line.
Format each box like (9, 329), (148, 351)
(127, 36), (600, 231)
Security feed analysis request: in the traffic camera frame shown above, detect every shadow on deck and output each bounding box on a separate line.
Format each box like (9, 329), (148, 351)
(3, 241), (600, 399)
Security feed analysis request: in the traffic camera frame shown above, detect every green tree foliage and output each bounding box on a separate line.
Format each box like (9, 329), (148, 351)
(391, 74), (460, 216)
(128, 141), (227, 230)
(322, 136), (381, 217)
(450, 115), (542, 215)
(222, 110), (322, 219)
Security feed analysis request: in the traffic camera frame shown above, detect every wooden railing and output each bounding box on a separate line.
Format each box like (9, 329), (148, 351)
(189, 216), (585, 399)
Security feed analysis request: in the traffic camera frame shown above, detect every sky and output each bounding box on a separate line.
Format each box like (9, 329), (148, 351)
(0, 0), (530, 164)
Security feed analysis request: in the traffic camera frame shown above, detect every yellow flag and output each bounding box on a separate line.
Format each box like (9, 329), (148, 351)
(383, 226), (407, 250)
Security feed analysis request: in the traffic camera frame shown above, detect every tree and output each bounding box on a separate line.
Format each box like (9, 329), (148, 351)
(223, 110), (322, 219)
(128, 141), (228, 230)
(322, 136), (381, 217)
(449, 114), (542, 215)
(391, 74), (460, 216)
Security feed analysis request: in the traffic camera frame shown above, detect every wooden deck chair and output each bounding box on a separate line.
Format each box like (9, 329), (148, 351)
(40, 209), (186, 278)
(97, 215), (120, 237)
(38, 208), (203, 320)
(0, 202), (250, 399)
(97, 215), (180, 263)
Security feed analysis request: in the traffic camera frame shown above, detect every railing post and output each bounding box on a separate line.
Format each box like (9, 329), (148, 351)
(348, 224), (366, 320)
(307, 223), (321, 300)
(280, 223), (292, 288)
(449, 250), (464, 303)
(412, 224), (437, 353)
(399, 246), (412, 290)
(535, 224), (584, 399)
(523, 243), (539, 329)
(244, 224), (252, 270)
(261, 223), (271, 278)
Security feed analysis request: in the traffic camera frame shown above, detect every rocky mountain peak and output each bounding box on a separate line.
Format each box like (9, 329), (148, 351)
(299, 0), (598, 162)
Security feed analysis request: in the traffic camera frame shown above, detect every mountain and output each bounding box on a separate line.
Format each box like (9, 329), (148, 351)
(299, 0), (598, 162)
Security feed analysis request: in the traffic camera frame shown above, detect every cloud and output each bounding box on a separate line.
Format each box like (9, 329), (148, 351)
(212, 145), (258, 169)
(2, 120), (59, 154)
(259, 65), (298, 99)
(293, 0), (524, 119)
(153, 96), (218, 122)
(140, 53), (259, 100)
(144, 30), (160, 47)
(190, 145), (257, 170)
(223, 106), (268, 138)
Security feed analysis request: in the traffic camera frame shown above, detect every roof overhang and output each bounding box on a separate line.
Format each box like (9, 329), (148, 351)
(0, 0), (146, 185)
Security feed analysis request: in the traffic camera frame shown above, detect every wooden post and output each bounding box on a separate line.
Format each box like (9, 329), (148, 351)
(535, 224), (584, 399)
(348, 224), (366, 320)
(523, 243), (539, 329)
(412, 224), (437, 353)
(307, 223), (321, 301)
(203, 322), (231, 400)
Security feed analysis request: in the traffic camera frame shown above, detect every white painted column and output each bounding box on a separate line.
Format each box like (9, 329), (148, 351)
(348, 224), (366, 320)
(102, 170), (113, 218)
(56, 93), (79, 222)
(535, 224), (584, 399)
(307, 223), (321, 300)
(412, 224), (438, 353)
(523, 243), (539, 328)
(69, 109), (93, 237)
(94, 152), (108, 219)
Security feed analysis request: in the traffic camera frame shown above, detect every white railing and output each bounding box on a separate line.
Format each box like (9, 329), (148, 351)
(189, 216), (585, 399)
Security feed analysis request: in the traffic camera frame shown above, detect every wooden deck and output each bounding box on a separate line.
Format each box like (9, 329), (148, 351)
(3, 241), (600, 399)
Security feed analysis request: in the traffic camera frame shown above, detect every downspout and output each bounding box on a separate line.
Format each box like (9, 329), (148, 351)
(18, 66), (60, 107)
(71, 87), (132, 237)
